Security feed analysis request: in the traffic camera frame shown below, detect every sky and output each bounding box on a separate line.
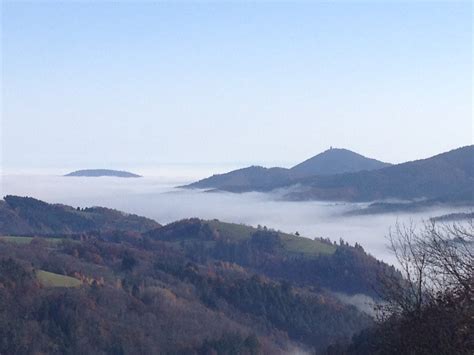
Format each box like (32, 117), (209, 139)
(1, 1), (472, 171)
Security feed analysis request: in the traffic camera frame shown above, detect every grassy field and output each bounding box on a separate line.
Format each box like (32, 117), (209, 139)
(207, 220), (336, 256)
(0, 236), (66, 245)
(207, 220), (255, 241)
(280, 233), (336, 256)
(36, 270), (82, 288)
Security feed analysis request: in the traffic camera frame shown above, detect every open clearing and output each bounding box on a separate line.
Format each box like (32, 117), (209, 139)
(208, 220), (336, 256)
(36, 270), (82, 288)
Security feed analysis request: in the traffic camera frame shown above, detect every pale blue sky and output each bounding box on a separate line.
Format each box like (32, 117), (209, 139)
(2, 1), (472, 169)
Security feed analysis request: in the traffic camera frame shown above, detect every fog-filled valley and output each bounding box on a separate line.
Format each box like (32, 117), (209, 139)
(2, 1), (472, 353)
(1, 168), (472, 353)
(1, 168), (468, 267)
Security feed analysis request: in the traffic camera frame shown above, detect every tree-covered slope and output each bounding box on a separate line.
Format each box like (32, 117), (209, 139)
(145, 218), (393, 296)
(0, 197), (397, 354)
(0, 195), (160, 235)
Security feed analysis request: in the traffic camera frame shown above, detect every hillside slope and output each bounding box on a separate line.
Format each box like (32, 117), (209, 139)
(0, 195), (160, 235)
(185, 166), (292, 191)
(145, 218), (392, 296)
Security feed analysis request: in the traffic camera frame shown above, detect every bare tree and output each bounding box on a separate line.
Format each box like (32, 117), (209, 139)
(373, 218), (474, 354)
(420, 219), (473, 295)
(379, 219), (473, 311)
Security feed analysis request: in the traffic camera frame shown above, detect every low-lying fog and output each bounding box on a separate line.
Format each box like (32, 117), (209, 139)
(1, 168), (468, 266)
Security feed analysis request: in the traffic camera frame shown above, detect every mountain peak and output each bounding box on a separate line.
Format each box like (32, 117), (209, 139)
(290, 148), (391, 176)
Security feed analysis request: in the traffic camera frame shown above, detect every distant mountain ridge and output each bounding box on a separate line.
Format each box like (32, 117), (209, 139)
(65, 169), (141, 178)
(183, 146), (474, 206)
(185, 166), (292, 192)
(184, 148), (390, 191)
(286, 145), (474, 203)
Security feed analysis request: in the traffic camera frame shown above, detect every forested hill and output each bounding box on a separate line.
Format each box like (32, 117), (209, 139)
(0, 196), (397, 354)
(145, 218), (392, 296)
(0, 195), (160, 235)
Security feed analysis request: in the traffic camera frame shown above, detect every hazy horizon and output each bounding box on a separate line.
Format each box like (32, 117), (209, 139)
(2, 144), (473, 180)
(2, 1), (472, 170)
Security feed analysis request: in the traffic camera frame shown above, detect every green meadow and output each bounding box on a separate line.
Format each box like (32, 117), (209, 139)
(36, 270), (82, 288)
